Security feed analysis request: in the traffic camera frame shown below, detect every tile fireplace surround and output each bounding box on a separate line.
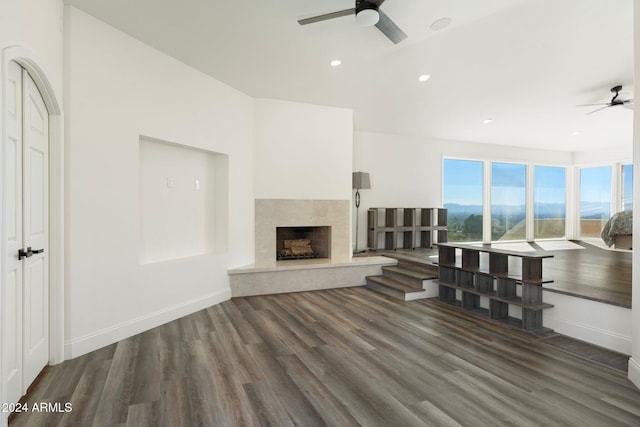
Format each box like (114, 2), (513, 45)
(228, 199), (395, 296)
(255, 199), (350, 264)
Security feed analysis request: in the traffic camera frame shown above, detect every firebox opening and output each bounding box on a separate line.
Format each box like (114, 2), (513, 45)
(276, 226), (331, 260)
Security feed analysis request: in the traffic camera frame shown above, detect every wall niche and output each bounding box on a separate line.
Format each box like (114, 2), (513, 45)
(139, 136), (228, 264)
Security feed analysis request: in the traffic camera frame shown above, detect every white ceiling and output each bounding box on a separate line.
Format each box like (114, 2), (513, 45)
(65, 0), (634, 152)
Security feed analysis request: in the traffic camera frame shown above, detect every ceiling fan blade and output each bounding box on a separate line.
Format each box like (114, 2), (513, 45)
(623, 99), (634, 110)
(375, 9), (407, 44)
(585, 105), (611, 115)
(298, 8), (355, 25)
(576, 103), (609, 107)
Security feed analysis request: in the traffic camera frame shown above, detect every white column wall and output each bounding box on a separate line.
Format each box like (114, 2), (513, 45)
(629, 0), (640, 389)
(64, 7), (254, 358)
(253, 98), (353, 201)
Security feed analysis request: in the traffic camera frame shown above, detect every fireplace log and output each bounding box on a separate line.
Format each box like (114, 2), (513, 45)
(282, 239), (314, 256)
(284, 239), (312, 248)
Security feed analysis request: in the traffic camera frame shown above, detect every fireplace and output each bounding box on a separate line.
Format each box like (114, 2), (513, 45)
(254, 199), (350, 265)
(276, 226), (331, 260)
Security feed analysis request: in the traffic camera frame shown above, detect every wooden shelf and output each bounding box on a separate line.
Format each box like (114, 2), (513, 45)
(434, 243), (554, 331)
(434, 281), (554, 310)
(367, 208), (447, 250)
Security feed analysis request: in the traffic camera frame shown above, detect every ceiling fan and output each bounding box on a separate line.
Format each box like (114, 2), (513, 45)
(578, 85), (634, 115)
(298, 0), (407, 45)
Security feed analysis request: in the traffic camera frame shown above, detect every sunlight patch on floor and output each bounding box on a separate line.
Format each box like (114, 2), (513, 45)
(536, 240), (584, 251)
(477, 242), (535, 252)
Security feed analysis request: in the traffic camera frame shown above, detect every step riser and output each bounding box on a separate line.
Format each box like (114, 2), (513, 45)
(366, 279), (437, 301)
(365, 280), (408, 301)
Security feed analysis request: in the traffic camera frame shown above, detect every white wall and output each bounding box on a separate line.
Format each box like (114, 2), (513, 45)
(543, 291), (632, 355)
(0, 0), (64, 97)
(64, 7), (254, 358)
(629, 0), (640, 390)
(573, 145), (633, 165)
(253, 98), (353, 200)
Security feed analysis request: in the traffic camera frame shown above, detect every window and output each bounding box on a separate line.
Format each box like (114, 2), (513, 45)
(534, 166), (566, 239)
(443, 158), (630, 242)
(491, 163), (526, 241)
(443, 159), (483, 242)
(622, 164), (633, 211)
(579, 166), (611, 238)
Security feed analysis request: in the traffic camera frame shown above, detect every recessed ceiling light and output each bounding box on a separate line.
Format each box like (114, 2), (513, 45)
(418, 74), (431, 82)
(572, 131), (581, 136)
(430, 17), (452, 31)
(330, 59), (342, 67)
(483, 118), (493, 124)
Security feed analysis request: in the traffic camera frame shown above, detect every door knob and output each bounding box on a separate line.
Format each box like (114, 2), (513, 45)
(18, 247), (33, 260)
(32, 248), (44, 254)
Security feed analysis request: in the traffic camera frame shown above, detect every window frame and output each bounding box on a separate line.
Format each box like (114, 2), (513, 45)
(577, 164), (613, 240)
(442, 156), (572, 243)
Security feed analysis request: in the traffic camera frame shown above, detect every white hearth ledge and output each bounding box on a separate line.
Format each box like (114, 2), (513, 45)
(228, 256), (396, 297)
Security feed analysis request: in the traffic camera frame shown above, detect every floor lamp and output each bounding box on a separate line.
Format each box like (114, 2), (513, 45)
(353, 172), (371, 254)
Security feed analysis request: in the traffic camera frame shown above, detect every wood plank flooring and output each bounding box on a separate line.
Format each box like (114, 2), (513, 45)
(539, 241), (632, 307)
(10, 287), (640, 426)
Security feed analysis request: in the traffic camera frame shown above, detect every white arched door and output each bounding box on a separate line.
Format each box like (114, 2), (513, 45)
(3, 60), (49, 406)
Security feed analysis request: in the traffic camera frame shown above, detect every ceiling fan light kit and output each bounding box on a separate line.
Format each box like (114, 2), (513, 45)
(298, 0), (407, 45)
(356, 1), (380, 26)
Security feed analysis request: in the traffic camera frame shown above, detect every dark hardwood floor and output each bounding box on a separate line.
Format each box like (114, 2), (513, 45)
(10, 287), (640, 426)
(538, 241), (632, 307)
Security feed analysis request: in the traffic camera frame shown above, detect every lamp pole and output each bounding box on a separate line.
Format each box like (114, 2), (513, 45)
(355, 188), (361, 254)
(352, 172), (371, 254)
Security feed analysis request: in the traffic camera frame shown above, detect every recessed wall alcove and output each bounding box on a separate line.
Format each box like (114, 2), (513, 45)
(139, 136), (228, 264)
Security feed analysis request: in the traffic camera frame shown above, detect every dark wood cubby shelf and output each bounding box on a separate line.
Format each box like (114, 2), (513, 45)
(367, 208), (447, 250)
(435, 242), (554, 331)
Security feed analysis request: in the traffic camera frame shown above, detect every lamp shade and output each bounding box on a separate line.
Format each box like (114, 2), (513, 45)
(352, 172), (371, 190)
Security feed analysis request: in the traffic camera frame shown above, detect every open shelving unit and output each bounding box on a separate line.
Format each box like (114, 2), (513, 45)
(435, 242), (554, 330)
(367, 208), (447, 250)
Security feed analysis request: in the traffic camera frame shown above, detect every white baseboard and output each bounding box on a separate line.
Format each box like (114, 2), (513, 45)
(64, 288), (231, 359)
(542, 291), (632, 355)
(629, 357), (640, 390)
(548, 318), (632, 355)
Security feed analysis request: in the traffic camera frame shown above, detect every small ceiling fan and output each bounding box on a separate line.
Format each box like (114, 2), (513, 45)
(578, 85), (634, 115)
(298, 0), (407, 45)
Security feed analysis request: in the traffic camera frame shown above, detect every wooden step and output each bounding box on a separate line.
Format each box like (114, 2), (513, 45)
(395, 258), (438, 275)
(365, 275), (434, 301)
(381, 265), (437, 287)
